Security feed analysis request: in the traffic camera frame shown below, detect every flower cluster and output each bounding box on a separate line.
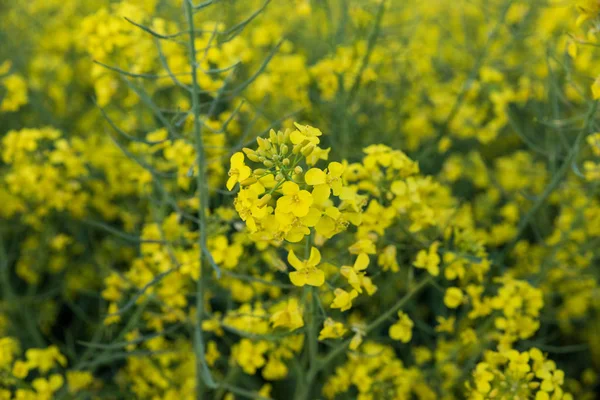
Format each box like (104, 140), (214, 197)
(230, 124), (363, 243)
(468, 348), (570, 400)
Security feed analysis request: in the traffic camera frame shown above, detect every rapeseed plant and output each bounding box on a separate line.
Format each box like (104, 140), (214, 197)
(0, 0), (599, 399)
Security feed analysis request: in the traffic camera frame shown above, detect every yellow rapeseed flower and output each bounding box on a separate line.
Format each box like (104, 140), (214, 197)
(227, 152), (252, 191)
(276, 181), (313, 217)
(287, 247), (325, 287)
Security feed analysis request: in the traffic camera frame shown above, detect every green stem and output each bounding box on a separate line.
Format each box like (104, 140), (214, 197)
(185, 0), (217, 395)
(498, 101), (598, 265)
(0, 234), (45, 347)
(307, 286), (318, 369)
(295, 233), (319, 400)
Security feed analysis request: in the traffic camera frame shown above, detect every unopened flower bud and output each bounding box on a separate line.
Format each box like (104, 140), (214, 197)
(257, 137), (271, 150)
(301, 144), (315, 157)
(269, 129), (278, 144)
(282, 158), (290, 166)
(257, 194), (272, 207)
(275, 173), (284, 181)
(294, 166), (303, 175)
(240, 177), (257, 186)
(280, 144), (289, 155)
(263, 160), (274, 168)
(253, 168), (268, 176)
(246, 153), (261, 162)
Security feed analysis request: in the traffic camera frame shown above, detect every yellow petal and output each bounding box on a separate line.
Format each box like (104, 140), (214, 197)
(325, 207), (341, 218)
(246, 217), (257, 232)
(315, 216), (335, 238)
(275, 209), (295, 225)
(291, 199), (311, 217)
(230, 152), (245, 168)
(339, 186), (355, 201)
(305, 168), (327, 185)
(298, 190), (314, 206)
(312, 184), (331, 205)
(276, 196), (294, 212)
(239, 165), (252, 181)
(226, 175), (237, 191)
(308, 247), (321, 266)
(286, 230), (306, 243)
(289, 271), (306, 287)
(282, 181), (300, 195)
(301, 207), (322, 227)
(290, 130), (305, 144)
(331, 180), (343, 197)
(306, 269), (325, 287)
(287, 250), (304, 270)
(328, 162), (345, 177)
(354, 253), (370, 271)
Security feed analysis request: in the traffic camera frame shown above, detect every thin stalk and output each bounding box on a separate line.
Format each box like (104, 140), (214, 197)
(498, 101), (598, 265)
(0, 234), (45, 347)
(296, 233), (319, 400)
(185, 0), (218, 395)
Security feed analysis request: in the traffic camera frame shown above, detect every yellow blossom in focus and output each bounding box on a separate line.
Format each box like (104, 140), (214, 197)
(288, 247), (325, 287)
(277, 181), (314, 217)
